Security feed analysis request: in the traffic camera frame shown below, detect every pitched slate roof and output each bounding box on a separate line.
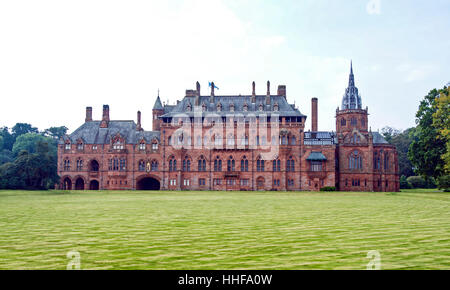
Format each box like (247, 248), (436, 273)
(59, 121), (160, 145)
(306, 151), (327, 161)
(160, 95), (306, 118)
(372, 132), (389, 144)
(153, 96), (163, 110)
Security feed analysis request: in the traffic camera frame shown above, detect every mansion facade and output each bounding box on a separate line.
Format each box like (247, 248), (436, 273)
(58, 63), (400, 192)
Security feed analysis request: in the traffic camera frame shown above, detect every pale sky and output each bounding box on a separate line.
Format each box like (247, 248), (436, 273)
(0, 0), (449, 133)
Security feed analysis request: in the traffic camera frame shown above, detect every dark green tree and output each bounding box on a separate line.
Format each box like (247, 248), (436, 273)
(12, 133), (56, 157)
(0, 127), (15, 151)
(11, 123), (39, 139)
(43, 126), (68, 140)
(408, 88), (447, 180)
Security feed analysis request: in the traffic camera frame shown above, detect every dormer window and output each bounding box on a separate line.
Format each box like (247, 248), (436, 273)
(259, 104), (264, 111)
(217, 103), (222, 112)
(202, 103), (207, 112)
(139, 142), (146, 150)
(273, 102), (279, 112)
(65, 142), (71, 150)
(77, 141), (84, 150)
(230, 104), (235, 112)
(152, 140), (158, 150)
(113, 140), (124, 150)
(186, 103), (192, 112)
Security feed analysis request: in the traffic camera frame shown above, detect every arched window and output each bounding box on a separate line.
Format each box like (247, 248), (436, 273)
(77, 141), (84, 150)
(183, 156), (191, 172)
(138, 160), (145, 171)
(64, 159), (71, 171)
(151, 160), (158, 171)
(350, 117), (357, 127)
(349, 150), (363, 170)
(257, 157), (265, 172)
(286, 156), (295, 172)
(341, 118), (346, 126)
(76, 159), (83, 171)
(169, 156), (177, 172)
(198, 156), (206, 172)
(139, 140), (146, 150)
(273, 159), (281, 172)
(214, 156), (222, 172)
(291, 136), (296, 145)
(384, 153), (389, 171)
(90, 160), (99, 172)
(361, 118), (365, 127)
(241, 156), (248, 172)
(227, 156), (235, 172)
(113, 139), (124, 150)
(373, 152), (381, 170)
(351, 133), (360, 144)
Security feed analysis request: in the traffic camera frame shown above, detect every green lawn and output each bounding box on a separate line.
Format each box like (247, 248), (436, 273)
(0, 189), (448, 269)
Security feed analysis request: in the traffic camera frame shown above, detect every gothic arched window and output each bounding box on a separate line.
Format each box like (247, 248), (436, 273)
(183, 156), (191, 172)
(198, 156), (206, 172)
(227, 156), (235, 172)
(151, 160), (158, 171)
(286, 156), (295, 172)
(273, 159), (281, 172)
(138, 160), (145, 171)
(169, 156), (177, 172)
(257, 157), (265, 172)
(214, 156), (222, 172)
(241, 156), (248, 172)
(76, 158), (83, 171)
(341, 118), (346, 126)
(349, 150), (363, 170)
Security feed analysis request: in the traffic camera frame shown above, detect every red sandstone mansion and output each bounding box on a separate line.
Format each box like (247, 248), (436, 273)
(58, 64), (400, 192)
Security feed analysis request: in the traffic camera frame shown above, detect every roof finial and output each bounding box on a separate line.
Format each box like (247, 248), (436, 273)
(158, 88), (160, 97)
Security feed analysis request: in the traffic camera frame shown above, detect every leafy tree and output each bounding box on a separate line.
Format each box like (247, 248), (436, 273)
(382, 127), (415, 177)
(432, 87), (450, 174)
(408, 88), (447, 180)
(381, 126), (401, 143)
(0, 150), (14, 165)
(0, 127), (14, 151)
(43, 126), (68, 140)
(12, 133), (56, 157)
(11, 123), (38, 139)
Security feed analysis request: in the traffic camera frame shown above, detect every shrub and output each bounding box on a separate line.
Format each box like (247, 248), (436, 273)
(406, 176), (427, 189)
(320, 186), (336, 192)
(437, 175), (450, 192)
(400, 175), (412, 189)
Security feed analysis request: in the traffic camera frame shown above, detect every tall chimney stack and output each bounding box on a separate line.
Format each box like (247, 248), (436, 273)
(100, 105), (110, 128)
(311, 98), (318, 132)
(251, 81), (256, 103)
(210, 82), (215, 103)
(266, 81), (271, 105)
(85, 107), (92, 122)
(195, 81), (200, 106)
(137, 111), (142, 131)
(277, 85), (286, 98)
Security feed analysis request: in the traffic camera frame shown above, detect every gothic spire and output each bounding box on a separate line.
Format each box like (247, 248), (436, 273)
(348, 60), (355, 87)
(341, 61), (362, 110)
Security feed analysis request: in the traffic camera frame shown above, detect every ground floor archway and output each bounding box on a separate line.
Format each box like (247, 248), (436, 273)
(136, 177), (160, 190)
(63, 177), (72, 190)
(89, 180), (99, 190)
(75, 177), (85, 190)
